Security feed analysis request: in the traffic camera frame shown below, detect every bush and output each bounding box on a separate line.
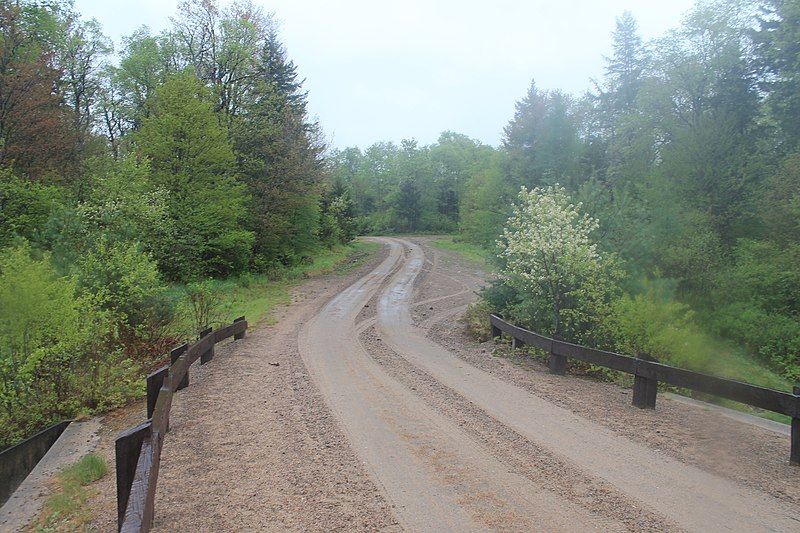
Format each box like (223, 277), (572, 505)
(609, 291), (695, 361)
(709, 239), (800, 379)
(496, 185), (622, 346)
(0, 170), (62, 249)
(184, 279), (226, 334)
(76, 238), (175, 358)
(0, 244), (140, 448)
(462, 299), (493, 341)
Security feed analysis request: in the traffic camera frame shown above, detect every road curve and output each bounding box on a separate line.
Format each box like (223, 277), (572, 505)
(301, 237), (800, 532)
(298, 239), (624, 531)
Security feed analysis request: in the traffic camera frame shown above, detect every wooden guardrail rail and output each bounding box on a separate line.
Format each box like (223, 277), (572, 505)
(489, 314), (800, 465)
(115, 316), (248, 532)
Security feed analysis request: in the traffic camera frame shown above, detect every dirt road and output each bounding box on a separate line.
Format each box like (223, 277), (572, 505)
(93, 236), (799, 532)
(302, 237), (799, 532)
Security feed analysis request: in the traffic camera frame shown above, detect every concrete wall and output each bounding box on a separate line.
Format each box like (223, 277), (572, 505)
(0, 421), (70, 506)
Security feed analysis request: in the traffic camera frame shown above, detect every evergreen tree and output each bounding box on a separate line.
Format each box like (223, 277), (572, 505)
(754, 0), (800, 150)
(396, 179), (421, 232)
(231, 24), (326, 267)
(603, 11), (645, 115)
(503, 81), (581, 189)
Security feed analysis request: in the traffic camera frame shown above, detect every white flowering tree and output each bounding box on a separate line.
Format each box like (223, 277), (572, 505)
(497, 185), (621, 343)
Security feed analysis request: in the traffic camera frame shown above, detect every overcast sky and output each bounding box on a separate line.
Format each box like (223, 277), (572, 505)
(74, 0), (696, 149)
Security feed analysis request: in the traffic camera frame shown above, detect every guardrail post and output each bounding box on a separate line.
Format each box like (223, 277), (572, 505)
(549, 339), (567, 375)
(116, 421), (151, 531)
(146, 366), (169, 419)
(170, 343), (189, 390)
(791, 386), (799, 466)
(490, 323), (501, 339)
(632, 355), (658, 409)
(234, 316), (246, 340)
(549, 352), (567, 374)
(512, 336), (525, 350)
(199, 327), (214, 364)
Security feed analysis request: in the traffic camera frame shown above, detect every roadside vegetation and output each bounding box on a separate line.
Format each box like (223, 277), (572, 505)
(0, 0), (360, 449)
(34, 454), (107, 532)
(333, 2), (800, 393)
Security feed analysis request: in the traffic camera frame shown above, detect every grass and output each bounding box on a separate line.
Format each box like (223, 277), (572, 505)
(36, 454), (107, 532)
(430, 235), (493, 269)
(171, 240), (382, 335)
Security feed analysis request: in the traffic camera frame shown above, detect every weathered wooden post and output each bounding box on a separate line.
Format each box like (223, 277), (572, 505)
(146, 367), (169, 419)
(632, 354), (658, 409)
(115, 421), (151, 531)
(548, 350), (567, 375)
(548, 340), (567, 376)
(791, 385), (799, 466)
(170, 343), (189, 390)
(199, 327), (214, 364)
(490, 316), (501, 340)
(234, 316), (246, 340)
(512, 336), (525, 350)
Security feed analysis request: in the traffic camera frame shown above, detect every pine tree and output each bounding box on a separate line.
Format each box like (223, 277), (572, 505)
(396, 179), (421, 232)
(232, 28), (326, 268)
(604, 11), (645, 114)
(754, 0), (800, 150)
(503, 81), (581, 189)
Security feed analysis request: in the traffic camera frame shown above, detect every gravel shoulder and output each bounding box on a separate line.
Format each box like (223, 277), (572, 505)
(85, 244), (397, 532)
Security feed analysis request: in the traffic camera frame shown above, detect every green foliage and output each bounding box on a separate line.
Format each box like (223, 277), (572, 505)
(759, 152), (800, 244)
(608, 289), (789, 389)
(609, 291), (695, 360)
(320, 184), (358, 246)
(709, 239), (800, 379)
(135, 72), (254, 280)
(332, 134), (496, 235)
(184, 279), (226, 334)
(0, 0), (357, 449)
(0, 170), (62, 249)
(497, 186), (623, 345)
(76, 238), (175, 358)
(47, 156), (172, 271)
(462, 299), (493, 341)
(0, 244), (140, 448)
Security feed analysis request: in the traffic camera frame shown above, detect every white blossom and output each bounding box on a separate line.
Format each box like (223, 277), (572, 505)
(497, 184), (618, 339)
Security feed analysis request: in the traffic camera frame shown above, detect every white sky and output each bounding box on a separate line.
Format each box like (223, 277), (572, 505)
(74, 0), (696, 149)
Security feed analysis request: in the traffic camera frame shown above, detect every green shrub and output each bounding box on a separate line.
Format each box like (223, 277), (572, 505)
(0, 244), (140, 448)
(709, 240), (800, 380)
(609, 291), (695, 360)
(463, 299), (493, 341)
(184, 279), (226, 334)
(0, 170), (63, 249)
(76, 238), (175, 358)
(496, 185), (623, 346)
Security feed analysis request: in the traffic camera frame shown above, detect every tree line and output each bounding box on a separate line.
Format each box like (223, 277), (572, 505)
(334, 0), (800, 386)
(0, 0), (355, 447)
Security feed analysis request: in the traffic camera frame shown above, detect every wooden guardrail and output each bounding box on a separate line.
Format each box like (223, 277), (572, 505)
(115, 317), (248, 532)
(489, 314), (800, 465)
